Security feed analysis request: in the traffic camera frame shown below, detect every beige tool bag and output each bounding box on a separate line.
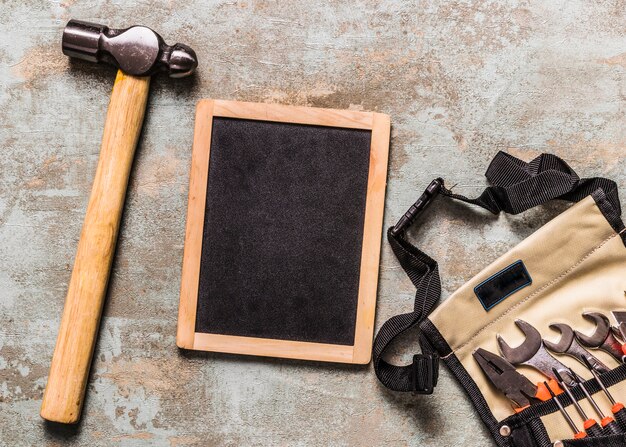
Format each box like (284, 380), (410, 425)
(373, 152), (626, 446)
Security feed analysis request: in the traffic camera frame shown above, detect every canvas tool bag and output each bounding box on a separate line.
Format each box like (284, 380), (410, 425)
(373, 152), (626, 446)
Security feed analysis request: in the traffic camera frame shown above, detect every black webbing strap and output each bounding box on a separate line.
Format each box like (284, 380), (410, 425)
(373, 151), (621, 393)
(441, 151), (621, 216)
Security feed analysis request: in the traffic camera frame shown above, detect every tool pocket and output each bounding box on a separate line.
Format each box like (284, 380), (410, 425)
(373, 152), (626, 446)
(491, 366), (626, 446)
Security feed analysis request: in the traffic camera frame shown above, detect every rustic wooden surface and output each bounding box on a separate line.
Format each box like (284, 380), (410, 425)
(0, 1), (624, 446)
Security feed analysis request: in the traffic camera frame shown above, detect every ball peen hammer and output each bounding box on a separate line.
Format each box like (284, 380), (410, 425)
(41, 20), (197, 424)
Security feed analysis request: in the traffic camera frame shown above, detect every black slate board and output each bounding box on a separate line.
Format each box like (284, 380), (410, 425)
(194, 117), (372, 345)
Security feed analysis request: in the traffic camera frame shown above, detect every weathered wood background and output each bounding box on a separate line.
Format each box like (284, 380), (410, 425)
(0, 1), (624, 445)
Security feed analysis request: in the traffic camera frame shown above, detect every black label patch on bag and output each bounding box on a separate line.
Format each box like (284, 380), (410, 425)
(474, 260), (532, 311)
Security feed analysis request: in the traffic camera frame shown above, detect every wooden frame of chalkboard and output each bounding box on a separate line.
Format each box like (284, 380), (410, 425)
(176, 99), (390, 364)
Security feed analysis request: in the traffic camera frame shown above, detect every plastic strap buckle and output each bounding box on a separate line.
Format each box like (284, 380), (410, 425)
(390, 178), (443, 237)
(411, 353), (439, 395)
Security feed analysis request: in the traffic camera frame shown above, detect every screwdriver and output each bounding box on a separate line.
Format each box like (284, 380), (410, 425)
(569, 367), (621, 435)
(552, 368), (602, 437)
(582, 356), (626, 432)
(545, 381), (586, 439)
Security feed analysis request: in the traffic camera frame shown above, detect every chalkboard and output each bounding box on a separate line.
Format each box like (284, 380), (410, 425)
(177, 100), (390, 364)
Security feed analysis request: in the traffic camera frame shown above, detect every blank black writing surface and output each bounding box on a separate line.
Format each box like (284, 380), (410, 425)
(194, 117), (372, 345)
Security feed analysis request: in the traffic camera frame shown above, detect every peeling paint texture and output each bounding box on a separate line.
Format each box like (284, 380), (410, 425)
(1, 1), (625, 446)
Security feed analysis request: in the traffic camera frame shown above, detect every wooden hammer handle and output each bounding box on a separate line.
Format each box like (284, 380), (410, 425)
(41, 71), (150, 424)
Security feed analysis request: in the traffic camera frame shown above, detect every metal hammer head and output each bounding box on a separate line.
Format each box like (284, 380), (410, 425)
(62, 19), (198, 78)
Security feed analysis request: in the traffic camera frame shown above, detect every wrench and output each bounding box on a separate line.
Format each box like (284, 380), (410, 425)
(611, 311), (626, 358)
(575, 312), (624, 362)
(497, 319), (577, 387)
(543, 323), (610, 374)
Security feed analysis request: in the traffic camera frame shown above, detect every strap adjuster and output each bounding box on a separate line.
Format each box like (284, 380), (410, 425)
(411, 354), (439, 395)
(391, 178), (443, 236)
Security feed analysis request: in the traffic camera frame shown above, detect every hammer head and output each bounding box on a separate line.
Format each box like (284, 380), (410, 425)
(62, 19), (198, 78)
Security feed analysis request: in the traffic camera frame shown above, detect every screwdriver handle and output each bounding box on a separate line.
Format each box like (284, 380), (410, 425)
(612, 403), (626, 432)
(601, 417), (621, 435)
(582, 419), (603, 437)
(574, 431), (587, 439)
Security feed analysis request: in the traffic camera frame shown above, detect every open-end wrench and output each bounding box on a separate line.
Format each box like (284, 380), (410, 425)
(543, 323), (610, 374)
(611, 311), (626, 359)
(611, 311), (626, 330)
(575, 312), (624, 362)
(497, 319), (577, 387)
